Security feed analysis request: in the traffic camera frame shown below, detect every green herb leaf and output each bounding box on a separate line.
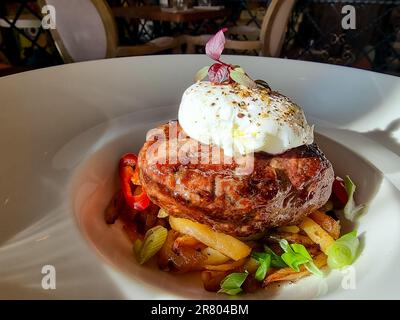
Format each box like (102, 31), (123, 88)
(281, 251), (309, 272)
(279, 240), (323, 276)
(218, 272), (248, 296)
(343, 176), (366, 221)
(251, 251), (266, 261)
(194, 65), (210, 82)
(280, 239), (304, 272)
(327, 230), (359, 269)
(230, 70), (257, 89)
(291, 243), (312, 260)
(138, 225), (168, 265)
(255, 261), (268, 281)
(264, 245), (287, 268)
(219, 288), (243, 296)
(252, 253), (271, 281)
(279, 239), (293, 254)
(305, 261), (324, 277)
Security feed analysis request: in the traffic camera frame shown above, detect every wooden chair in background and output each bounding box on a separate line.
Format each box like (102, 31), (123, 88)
(39, 0), (182, 63)
(0, 52), (10, 70)
(0, 33), (10, 69)
(185, 0), (296, 57)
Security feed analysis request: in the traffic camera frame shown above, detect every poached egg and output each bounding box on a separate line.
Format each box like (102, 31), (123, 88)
(178, 81), (314, 156)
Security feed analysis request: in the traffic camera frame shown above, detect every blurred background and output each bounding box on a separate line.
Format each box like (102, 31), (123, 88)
(0, 0), (399, 77)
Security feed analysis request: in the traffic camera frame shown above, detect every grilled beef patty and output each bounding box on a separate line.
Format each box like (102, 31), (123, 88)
(138, 122), (334, 237)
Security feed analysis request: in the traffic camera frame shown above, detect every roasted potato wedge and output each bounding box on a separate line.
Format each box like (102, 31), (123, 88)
(204, 258), (246, 271)
(169, 216), (251, 261)
(309, 211), (341, 239)
(202, 247), (231, 265)
(158, 230), (206, 272)
(299, 217), (335, 254)
(173, 235), (206, 251)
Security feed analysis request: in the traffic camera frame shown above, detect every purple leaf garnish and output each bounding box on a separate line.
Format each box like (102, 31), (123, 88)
(206, 28), (228, 61)
(194, 28), (260, 89)
(208, 63), (229, 84)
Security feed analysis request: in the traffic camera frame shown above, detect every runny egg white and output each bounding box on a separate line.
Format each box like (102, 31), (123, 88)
(178, 81), (314, 156)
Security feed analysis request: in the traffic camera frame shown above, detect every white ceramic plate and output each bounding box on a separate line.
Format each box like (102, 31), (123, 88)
(1, 55), (400, 299)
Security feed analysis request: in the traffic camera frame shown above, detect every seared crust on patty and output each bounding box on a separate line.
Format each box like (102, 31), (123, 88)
(138, 122), (334, 237)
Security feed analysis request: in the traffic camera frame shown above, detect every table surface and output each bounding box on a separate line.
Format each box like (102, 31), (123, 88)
(112, 5), (230, 23)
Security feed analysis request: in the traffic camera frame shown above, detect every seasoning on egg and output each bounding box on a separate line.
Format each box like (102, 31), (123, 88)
(178, 81), (314, 156)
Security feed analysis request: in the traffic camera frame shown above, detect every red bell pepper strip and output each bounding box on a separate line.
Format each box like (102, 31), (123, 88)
(119, 153), (150, 211)
(132, 185), (150, 211)
(131, 165), (141, 185)
(332, 177), (348, 206)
